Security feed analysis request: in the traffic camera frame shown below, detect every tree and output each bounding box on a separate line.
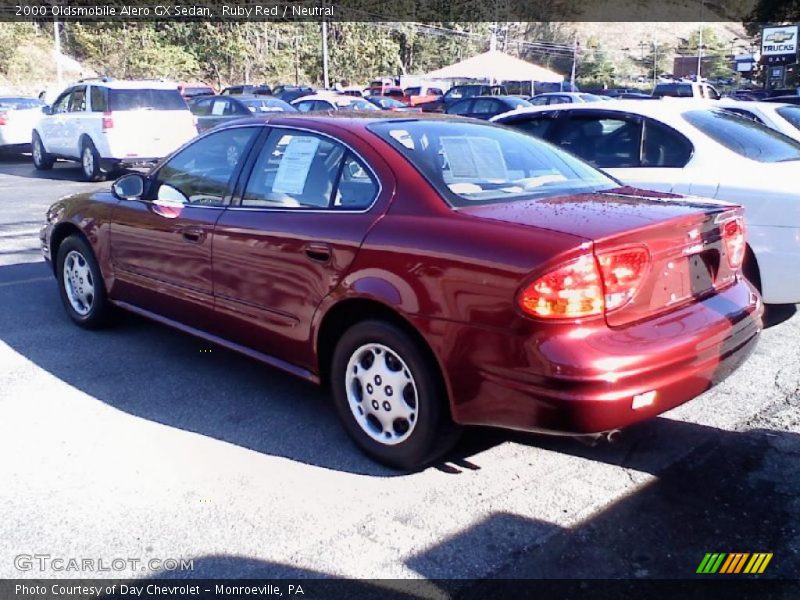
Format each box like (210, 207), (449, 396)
(631, 41), (671, 81)
(576, 38), (616, 87)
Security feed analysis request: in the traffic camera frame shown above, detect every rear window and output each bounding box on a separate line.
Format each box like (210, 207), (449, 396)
(108, 89), (187, 111)
(776, 106), (800, 132)
(684, 109), (800, 163)
(368, 120), (616, 208)
(0, 97), (43, 109)
(654, 84), (693, 98)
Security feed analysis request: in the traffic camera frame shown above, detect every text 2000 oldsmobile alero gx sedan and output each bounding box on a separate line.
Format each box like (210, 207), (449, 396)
(41, 114), (763, 469)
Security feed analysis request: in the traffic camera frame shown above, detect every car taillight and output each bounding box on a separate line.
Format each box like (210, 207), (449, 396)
(519, 254), (604, 319)
(102, 112), (113, 131)
(519, 247), (650, 320)
(596, 247), (650, 311)
(0, 112), (7, 126)
(722, 216), (745, 269)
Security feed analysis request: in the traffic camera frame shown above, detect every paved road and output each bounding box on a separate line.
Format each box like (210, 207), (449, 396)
(0, 154), (798, 592)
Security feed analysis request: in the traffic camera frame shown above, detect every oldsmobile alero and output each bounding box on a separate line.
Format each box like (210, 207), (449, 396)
(40, 114), (763, 469)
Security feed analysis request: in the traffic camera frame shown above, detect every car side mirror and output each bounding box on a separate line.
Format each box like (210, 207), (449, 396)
(41, 105), (52, 115)
(111, 173), (145, 200)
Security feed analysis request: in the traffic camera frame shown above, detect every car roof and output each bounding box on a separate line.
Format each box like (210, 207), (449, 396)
(495, 98), (721, 118)
(216, 112), (497, 133)
(74, 79), (180, 90)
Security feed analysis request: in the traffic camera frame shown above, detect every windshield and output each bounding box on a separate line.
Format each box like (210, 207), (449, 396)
(108, 89), (187, 111)
(368, 120), (616, 208)
(776, 106), (800, 132)
(334, 98), (379, 111)
(684, 108), (800, 163)
(240, 98), (296, 112)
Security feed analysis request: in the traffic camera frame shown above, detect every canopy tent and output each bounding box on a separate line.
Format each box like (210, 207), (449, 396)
(424, 50), (563, 84)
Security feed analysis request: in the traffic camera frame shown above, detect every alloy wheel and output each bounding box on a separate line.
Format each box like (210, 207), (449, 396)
(62, 250), (95, 316)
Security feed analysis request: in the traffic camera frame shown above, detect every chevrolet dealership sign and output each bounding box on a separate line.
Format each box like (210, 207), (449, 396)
(761, 25), (798, 55)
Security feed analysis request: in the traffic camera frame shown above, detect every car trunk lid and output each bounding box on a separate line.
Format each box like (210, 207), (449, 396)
(460, 187), (746, 327)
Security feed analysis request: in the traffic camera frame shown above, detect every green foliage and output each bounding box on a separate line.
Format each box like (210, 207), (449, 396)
(577, 44), (615, 87)
(678, 26), (735, 79)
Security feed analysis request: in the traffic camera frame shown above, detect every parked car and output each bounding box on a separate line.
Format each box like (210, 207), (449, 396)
(236, 96), (297, 114)
(528, 92), (608, 105)
(717, 100), (800, 141)
(652, 81), (720, 99)
(419, 84), (508, 113)
(177, 84), (215, 100)
(365, 96), (420, 112)
(763, 95), (800, 106)
(221, 84), (271, 96)
(594, 88), (639, 98)
(32, 80), (197, 181)
(0, 97), (44, 151)
(366, 85), (405, 100)
(445, 95), (532, 119)
(492, 101), (800, 303)
(40, 114), (761, 469)
(402, 85), (444, 106)
(272, 85), (316, 103)
(190, 95), (297, 133)
(292, 94), (380, 113)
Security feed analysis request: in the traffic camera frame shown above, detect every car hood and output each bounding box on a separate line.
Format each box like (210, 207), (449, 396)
(458, 186), (736, 241)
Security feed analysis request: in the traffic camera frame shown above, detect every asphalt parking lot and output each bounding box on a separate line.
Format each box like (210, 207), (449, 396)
(0, 153), (798, 592)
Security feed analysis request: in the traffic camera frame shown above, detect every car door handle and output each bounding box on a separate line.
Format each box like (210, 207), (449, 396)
(304, 242), (331, 263)
(181, 226), (206, 243)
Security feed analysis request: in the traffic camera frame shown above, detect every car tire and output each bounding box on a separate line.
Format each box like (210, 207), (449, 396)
(32, 132), (55, 170)
(56, 234), (114, 329)
(80, 139), (103, 182)
(330, 320), (461, 470)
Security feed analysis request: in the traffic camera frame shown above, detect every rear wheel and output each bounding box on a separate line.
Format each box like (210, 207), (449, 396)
(32, 132), (55, 170)
(80, 139), (103, 182)
(330, 320), (461, 470)
(56, 235), (114, 329)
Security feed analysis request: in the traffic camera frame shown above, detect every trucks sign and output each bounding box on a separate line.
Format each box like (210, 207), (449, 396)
(761, 26), (798, 56)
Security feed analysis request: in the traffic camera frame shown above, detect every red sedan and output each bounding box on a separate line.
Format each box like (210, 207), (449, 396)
(40, 114), (763, 469)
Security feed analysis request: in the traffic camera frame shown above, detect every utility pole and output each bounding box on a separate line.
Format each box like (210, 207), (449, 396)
(652, 38), (658, 86)
(54, 18), (63, 88)
(321, 17), (329, 89)
(570, 40), (578, 90)
(696, 0), (704, 80)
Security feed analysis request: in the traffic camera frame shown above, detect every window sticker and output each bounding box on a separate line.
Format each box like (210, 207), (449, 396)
(272, 136), (321, 195)
(440, 136), (508, 180)
(211, 100), (226, 116)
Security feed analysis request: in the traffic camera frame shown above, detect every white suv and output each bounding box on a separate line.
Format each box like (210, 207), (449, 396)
(32, 79), (198, 181)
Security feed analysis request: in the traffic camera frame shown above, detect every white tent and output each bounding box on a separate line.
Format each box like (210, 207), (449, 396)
(424, 50), (563, 84)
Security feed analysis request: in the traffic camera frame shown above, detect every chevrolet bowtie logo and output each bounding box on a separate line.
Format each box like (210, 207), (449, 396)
(765, 31), (795, 43)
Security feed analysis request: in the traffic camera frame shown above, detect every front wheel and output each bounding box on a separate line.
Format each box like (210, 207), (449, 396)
(56, 235), (114, 329)
(80, 139), (103, 182)
(32, 132), (55, 170)
(330, 320), (461, 470)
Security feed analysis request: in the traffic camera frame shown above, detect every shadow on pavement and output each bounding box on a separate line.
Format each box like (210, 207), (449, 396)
(764, 303), (798, 329)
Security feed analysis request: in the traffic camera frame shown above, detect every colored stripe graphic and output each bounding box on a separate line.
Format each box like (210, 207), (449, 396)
(744, 553), (773, 574)
(699, 552), (773, 574)
(697, 553), (727, 573)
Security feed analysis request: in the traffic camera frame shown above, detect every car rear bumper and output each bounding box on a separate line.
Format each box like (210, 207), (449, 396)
(430, 279), (763, 434)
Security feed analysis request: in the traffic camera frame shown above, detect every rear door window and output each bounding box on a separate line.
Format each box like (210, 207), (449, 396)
(684, 109), (800, 162)
(108, 89), (187, 111)
(502, 113), (559, 139)
(90, 86), (107, 112)
(472, 98), (500, 115)
(448, 99), (473, 115)
(555, 113), (643, 167)
(642, 118), (693, 167)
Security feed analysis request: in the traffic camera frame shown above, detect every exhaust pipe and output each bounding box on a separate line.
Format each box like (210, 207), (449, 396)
(574, 429), (622, 446)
